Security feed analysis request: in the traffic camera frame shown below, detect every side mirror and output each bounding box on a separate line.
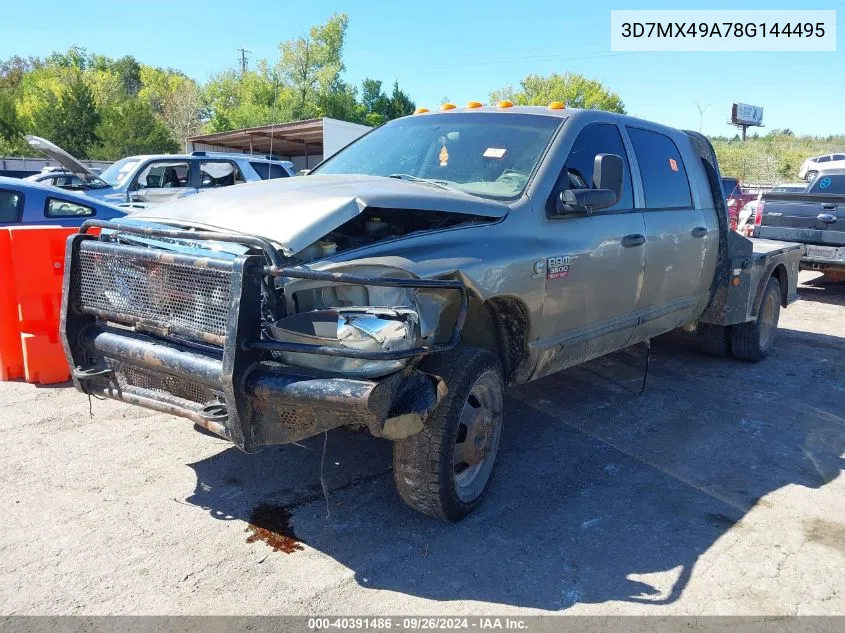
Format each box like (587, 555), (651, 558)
(555, 153), (624, 215)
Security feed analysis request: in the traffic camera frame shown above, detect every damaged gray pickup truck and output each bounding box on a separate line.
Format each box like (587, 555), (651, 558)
(61, 105), (802, 521)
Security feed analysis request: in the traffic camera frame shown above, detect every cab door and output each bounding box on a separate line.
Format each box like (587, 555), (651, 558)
(625, 126), (717, 339)
(128, 159), (197, 206)
(534, 122), (646, 379)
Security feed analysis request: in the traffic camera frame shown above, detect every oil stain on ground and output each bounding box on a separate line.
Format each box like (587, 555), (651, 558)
(804, 518), (845, 556)
(245, 503), (304, 554)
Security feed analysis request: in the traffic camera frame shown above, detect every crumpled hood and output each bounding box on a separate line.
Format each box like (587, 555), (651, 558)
(132, 174), (509, 256)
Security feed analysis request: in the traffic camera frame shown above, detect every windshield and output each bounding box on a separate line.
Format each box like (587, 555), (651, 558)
(99, 157), (141, 187)
(313, 113), (562, 199)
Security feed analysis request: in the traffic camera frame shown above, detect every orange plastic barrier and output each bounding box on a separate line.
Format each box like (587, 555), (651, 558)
(2, 226), (77, 384)
(0, 229), (23, 381)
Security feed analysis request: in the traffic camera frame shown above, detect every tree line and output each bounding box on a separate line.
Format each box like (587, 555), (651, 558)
(17, 9), (840, 184)
(0, 14), (420, 160)
(0, 13), (632, 162)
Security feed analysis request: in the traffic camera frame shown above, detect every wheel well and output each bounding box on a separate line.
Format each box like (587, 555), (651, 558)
(771, 264), (788, 307)
(458, 295), (531, 382)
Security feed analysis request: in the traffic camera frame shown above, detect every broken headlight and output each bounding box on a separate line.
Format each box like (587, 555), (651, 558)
(269, 265), (453, 378)
(268, 307), (420, 378)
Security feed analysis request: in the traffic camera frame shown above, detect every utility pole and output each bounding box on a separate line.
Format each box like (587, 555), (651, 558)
(237, 48), (252, 74)
(695, 102), (710, 133)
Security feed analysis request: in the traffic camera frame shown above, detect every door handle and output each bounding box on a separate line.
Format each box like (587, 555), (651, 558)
(691, 226), (708, 238)
(621, 234), (646, 248)
(821, 203), (837, 210)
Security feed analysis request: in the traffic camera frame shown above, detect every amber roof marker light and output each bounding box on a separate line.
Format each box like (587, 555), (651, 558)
(413, 107), (430, 115)
(466, 101), (483, 109)
(497, 100), (514, 108)
(548, 101), (566, 110)
(440, 103), (457, 111)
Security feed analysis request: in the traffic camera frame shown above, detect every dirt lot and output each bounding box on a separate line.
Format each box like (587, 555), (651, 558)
(1, 271), (843, 616)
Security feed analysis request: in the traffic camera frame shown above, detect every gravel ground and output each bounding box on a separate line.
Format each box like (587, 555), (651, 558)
(1, 271), (843, 616)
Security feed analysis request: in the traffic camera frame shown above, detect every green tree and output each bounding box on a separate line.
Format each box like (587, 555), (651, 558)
(354, 78), (413, 126)
(0, 88), (21, 142)
(29, 72), (100, 157)
(90, 54), (142, 97)
(360, 78), (385, 114)
(279, 13), (348, 119)
(56, 72), (100, 156)
(0, 55), (41, 90)
(490, 72), (625, 113)
(45, 46), (89, 71)
(93, 98), (177, 159)
(316, 80), (358, 121)
(162, 79), (205, 148)
(203, 65), (284, 132)
(388, 80), (415, 119)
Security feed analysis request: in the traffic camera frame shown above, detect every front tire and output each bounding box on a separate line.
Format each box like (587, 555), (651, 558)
(806, 170), (818, 182)
(730, 277), (781, 362)
(393, 348), (504, 522)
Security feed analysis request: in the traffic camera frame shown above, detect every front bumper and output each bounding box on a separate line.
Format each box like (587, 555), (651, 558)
(71, 324), (444, 450)
(61, 222), (463, 452)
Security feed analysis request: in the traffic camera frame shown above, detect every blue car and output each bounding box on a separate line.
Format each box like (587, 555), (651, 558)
(0, 176), (126, 227)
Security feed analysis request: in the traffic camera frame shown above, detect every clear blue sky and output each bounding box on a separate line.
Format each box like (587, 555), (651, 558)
(3, 0), (842, 136)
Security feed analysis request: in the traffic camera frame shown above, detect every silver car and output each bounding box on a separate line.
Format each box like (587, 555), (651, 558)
(26, 136), (295, 208)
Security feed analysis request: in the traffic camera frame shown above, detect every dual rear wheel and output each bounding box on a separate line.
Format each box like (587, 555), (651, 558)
(697, 276), (782, 362)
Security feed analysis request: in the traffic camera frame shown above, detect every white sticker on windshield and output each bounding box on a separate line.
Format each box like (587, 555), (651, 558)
(483, 147), (507, 159)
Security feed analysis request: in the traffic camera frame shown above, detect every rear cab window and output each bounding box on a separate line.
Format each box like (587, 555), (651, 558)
(627, 127), (693, 209)
(45, 197), (95, 218)
(721, 178), (739, 197)
(809, 174), (845, 194)
(250, 162), (290, 180)
(0, 189), (23, 223)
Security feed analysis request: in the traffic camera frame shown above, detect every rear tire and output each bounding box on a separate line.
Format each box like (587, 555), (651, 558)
(393, 347), (504, 522)
(730, 277), (781, 362)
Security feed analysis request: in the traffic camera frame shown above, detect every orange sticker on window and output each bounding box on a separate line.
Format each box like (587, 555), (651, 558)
(439, 145), (449, 167)
(669, 158), (678, 172)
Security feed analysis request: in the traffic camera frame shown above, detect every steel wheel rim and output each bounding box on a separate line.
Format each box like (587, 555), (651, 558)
(759, 292), (777, 350)
(452, 370), (503, 502)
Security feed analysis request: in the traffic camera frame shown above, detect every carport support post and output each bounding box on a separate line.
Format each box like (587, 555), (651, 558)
(249, 136), (254, 156)
(303, 141), (309, 169)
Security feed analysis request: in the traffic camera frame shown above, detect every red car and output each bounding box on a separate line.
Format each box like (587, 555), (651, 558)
(722, 177), (756, 231)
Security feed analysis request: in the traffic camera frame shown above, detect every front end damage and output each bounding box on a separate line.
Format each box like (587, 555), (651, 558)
(61, 221), (465, 452)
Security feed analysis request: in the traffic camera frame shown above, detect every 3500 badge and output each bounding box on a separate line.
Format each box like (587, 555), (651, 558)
(547, 255), (571, 279)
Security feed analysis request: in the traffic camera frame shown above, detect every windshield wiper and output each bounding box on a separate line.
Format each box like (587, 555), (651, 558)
(386, 173), (453, 191)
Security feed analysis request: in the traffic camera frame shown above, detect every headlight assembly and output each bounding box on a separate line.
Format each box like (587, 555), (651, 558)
(268, 307), (421, 378)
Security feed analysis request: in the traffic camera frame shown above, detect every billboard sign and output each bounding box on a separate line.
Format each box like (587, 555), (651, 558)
(732, 103), (764, 126)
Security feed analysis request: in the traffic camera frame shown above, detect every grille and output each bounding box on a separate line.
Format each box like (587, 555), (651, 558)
(73, 246), (233, 344)
(277, 406), (366, 432)
(108, 360), (218, 406)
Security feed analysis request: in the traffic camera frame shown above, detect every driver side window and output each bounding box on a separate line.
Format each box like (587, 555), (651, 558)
(548, 123), (633, 216)
(136, 161), (190, 189)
